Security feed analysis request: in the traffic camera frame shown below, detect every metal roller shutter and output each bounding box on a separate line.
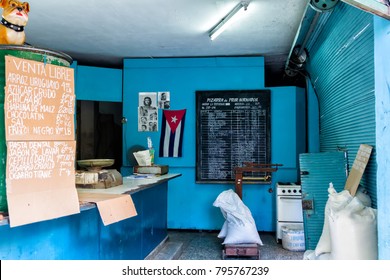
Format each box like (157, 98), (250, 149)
(305, 2), (376, 206)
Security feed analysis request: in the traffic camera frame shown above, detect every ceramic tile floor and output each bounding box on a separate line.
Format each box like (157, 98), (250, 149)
(167, 230), (305, 260)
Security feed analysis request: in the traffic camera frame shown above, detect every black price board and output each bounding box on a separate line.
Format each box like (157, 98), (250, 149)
(196, 90), (271, 183)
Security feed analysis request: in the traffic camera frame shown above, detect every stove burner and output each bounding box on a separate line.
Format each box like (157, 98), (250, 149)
(280, 189), (302, 194)
(276, 182), (302, 196)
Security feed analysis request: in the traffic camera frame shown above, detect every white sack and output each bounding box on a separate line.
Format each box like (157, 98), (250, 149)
(355, 188), (372, 208)
(329, 197), (378, 260)
(315, 183), (372, 256)
(304, 250), (332, 260)
(213, 189), (263, 245)
(217, 221), (228, 238)
(315, 183), (352, 256)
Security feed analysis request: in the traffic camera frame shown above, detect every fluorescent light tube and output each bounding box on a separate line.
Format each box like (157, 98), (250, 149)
(209, 1), (249, 41)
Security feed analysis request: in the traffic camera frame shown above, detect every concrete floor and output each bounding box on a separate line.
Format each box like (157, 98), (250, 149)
(152, 230), (305, 260)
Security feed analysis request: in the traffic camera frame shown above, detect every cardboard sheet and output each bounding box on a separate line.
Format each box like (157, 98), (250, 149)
(344, 144), (373, 196)
(6, 141), (79, 227)
(78, 192), (137, 226)
(4, 56), (79, 227)
(4, 55), (75, 141)
(6, 141), (76, 191)
(7, 188), (80, 228)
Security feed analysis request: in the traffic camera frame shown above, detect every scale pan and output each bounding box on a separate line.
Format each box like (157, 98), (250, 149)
(77, 159), (115, 170)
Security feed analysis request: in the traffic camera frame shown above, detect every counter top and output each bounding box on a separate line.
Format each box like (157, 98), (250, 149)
(0, 173), (181, 227)
(76, 173), (182, 210)
(76, 173), (181, 195)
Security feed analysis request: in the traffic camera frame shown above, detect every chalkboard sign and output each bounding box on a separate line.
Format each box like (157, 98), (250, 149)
(196, 90), (271, 183)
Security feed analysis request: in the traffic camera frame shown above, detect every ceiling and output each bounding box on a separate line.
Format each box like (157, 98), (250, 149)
(5, 0), (312, 84)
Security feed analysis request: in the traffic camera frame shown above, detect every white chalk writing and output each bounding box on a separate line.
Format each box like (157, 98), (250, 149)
(5, 56), (75, 139)
(7, 141), (75, 180)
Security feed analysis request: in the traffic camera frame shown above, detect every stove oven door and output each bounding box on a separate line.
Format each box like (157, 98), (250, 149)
(276, 196), (304, 242)
(277, 196), (303, 223)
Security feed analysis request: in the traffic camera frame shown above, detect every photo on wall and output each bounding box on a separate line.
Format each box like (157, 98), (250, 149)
(138, 92), (158, 132)
(158, 91), (170, 109)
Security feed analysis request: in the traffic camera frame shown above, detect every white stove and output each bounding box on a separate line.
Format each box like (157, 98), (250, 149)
(276, 182), (303, 242)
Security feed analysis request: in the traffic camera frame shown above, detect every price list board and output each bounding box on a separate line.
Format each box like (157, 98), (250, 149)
(4, 55), (75, 141)
(196, 90), (270, 183)
(3, 55), (79, 227)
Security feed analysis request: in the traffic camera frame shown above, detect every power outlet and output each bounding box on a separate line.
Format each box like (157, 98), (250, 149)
(302, 199), (314, 210)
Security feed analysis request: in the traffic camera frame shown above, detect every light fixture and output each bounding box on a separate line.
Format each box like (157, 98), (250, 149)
(209, 1), (249, 41)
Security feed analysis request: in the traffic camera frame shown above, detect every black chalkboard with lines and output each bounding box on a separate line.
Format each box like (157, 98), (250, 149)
(196, 90), (271, 183)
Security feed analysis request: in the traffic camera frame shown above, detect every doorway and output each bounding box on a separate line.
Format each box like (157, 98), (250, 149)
(76, 100), (122, 171)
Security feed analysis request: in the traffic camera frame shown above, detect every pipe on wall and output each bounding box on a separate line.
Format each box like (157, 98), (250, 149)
(285, 0), (341, 76)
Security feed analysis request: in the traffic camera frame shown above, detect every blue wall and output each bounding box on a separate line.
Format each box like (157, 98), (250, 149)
(374, 16), (390, 260)
(306, 77), (320, 153)
(122, 57), (265, 167)
(76, 65), (122, 102)
(122, 57), (305, 231)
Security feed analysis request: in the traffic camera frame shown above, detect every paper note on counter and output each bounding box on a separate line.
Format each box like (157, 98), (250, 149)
(133, 150), (151, 166)
(127, 174), (157, 179)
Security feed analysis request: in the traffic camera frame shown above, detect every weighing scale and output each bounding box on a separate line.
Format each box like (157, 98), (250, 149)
(75, 159), (123, 189)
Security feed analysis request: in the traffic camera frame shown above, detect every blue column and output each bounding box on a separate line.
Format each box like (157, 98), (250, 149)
(374, 16), (390, 260)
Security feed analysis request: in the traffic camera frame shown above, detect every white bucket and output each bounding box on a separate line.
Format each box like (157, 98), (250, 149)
(281, 225), (305, 252)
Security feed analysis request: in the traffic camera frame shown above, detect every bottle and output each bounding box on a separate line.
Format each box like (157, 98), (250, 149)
(147, 137), (155, 165)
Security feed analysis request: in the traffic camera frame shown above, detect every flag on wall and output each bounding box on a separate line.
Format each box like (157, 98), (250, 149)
(159, 109), (186, 157)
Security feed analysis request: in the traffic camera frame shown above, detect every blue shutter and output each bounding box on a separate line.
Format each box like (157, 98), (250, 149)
(305, 2), (376, 206)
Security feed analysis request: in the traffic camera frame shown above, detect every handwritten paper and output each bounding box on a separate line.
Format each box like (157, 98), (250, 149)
(4, 55), (75, 141)
(6, 141), (76, 189)
(4, 56), (79, 227)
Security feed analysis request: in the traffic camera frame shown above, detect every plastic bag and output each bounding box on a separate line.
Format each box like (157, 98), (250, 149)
(213, 189), (263, 245)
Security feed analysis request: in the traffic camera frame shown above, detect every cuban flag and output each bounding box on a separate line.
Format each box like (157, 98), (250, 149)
(159, 109), (186, 157)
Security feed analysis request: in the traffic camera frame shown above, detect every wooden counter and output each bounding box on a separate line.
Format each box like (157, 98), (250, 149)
(0, 173), (181, 260)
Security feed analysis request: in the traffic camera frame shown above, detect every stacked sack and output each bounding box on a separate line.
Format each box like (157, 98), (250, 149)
(304, 183), (377, 260)
(213, 189), (263, 245)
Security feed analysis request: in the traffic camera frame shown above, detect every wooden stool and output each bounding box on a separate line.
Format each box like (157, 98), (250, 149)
(222, 243), (260, 260)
